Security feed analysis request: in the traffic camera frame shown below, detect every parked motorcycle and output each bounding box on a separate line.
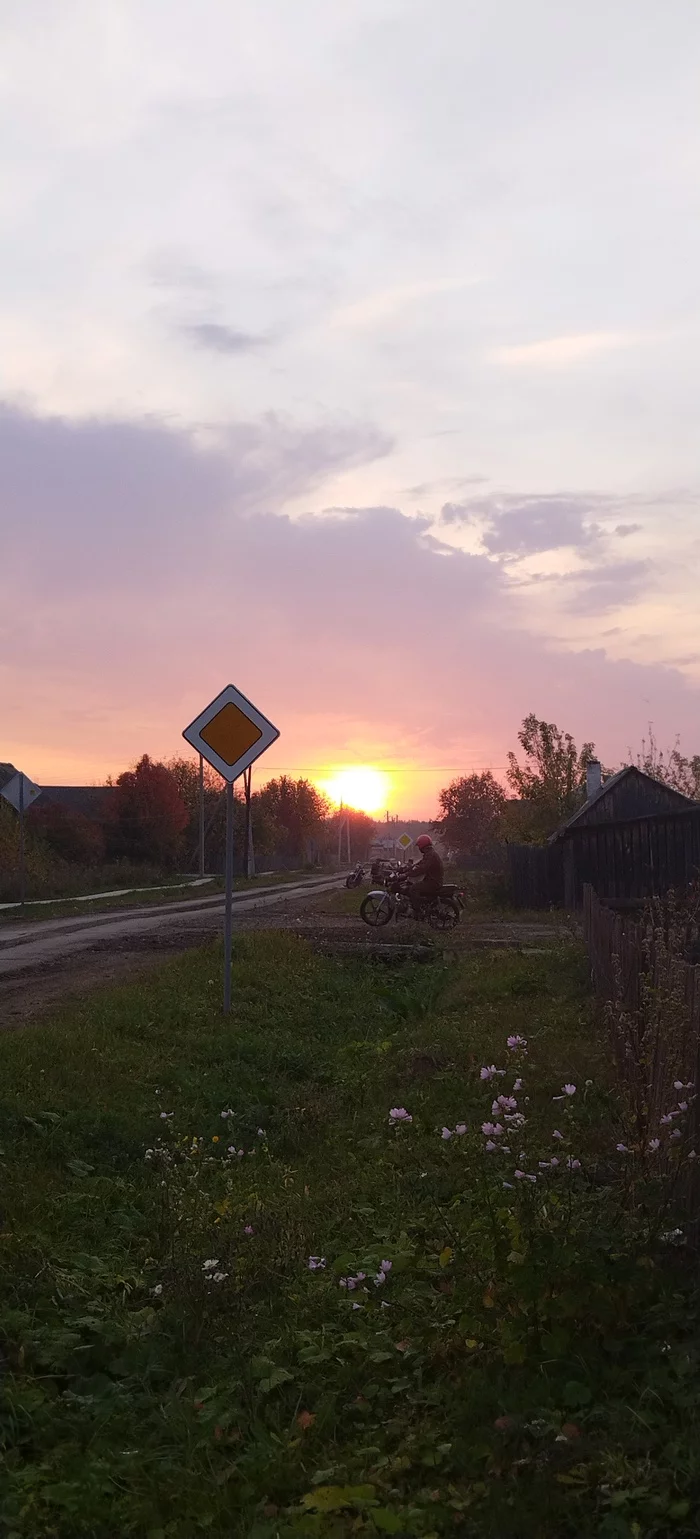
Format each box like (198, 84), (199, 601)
(345, 862), (366, 889)
(360, 871), (463, 931)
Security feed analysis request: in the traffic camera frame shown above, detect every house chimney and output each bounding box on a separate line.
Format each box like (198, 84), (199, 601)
(586, 760), (602, 799)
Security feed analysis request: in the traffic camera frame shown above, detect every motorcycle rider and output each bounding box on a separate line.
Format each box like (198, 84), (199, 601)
(406, 834), (444, 917)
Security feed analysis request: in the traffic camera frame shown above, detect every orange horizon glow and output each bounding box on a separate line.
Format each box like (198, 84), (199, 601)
(316, 765), (392, 815)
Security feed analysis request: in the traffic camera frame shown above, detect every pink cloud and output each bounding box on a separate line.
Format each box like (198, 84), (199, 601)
(1, 403), (698, 810)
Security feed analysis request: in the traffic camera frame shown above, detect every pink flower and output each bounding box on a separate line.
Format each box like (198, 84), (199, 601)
(244, 1225), (254, 1235)
(678, 1101), (689, 1113)
(380, 1260), (392, 1273)
(507, 1035), (527, 1051)
(563, 1084), (576, 1096)
(660, 1114), (674, 1126)
(307, 1256), (326, 1270)
(485, 1140), (497, 1152)
(566, 1157), (581, 1170)
(553, 1130), (564, 1141)
(389, 1107), (412, 1125)
(482, 1122), (499, 1136)
(648, 1139), (660, 1152)
(670, 1129), (682, 1141)
(616, 1143), (629, 1153)
(674, 1080), (684, 1090)
(455, 1123), (468, 1136)
(513, 1079), (523, 1092)
(497, 1095), (518, 1112)
(480, 1065), (499, 1081)
(441, 1127), (453, 1141)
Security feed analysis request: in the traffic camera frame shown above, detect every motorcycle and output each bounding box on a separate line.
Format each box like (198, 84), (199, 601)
(345, 862), (366, 889)
(360, 870), (463, 931)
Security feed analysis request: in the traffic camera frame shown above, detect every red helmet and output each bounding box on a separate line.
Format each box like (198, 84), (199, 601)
(415, 834), (433, 851)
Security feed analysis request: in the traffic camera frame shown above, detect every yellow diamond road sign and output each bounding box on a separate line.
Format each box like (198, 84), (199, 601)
(397, 832), (412, 850)
(182, 684), (279, 783)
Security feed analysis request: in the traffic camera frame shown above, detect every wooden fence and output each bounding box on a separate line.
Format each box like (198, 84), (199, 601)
(506, 842), (564, 909)
(508, 807), (700, 910)
(582, 884), (700, 1227)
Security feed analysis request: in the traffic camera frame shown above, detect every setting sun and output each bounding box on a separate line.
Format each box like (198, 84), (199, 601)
(319, 766), (391, 815)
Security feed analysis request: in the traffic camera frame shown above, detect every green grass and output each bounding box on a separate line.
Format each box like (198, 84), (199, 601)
(1, 937), (700, 1537)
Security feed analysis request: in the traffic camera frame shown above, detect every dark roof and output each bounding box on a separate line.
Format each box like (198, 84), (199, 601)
(553, 765), (695, 839)
(35, 786), (115, 818)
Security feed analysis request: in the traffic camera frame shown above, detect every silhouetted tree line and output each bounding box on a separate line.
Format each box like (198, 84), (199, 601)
(21, 757), (376, 874)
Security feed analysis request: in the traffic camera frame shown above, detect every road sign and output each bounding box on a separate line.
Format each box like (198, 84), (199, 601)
(1, 772), (42, 813)
(397, 832), (412, 851)
(182, 683), (279, 783)
(1, 770), (41, 907)
(182, 685), (280, 1015)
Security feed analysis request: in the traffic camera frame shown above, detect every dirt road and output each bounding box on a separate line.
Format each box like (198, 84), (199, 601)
(0, 874), (578, 1029)
(0, 874), (344, 1026)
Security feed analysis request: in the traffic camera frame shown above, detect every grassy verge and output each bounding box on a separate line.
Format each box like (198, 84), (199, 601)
(1, 938), (699, 1537)
(0, 869), (334, 925)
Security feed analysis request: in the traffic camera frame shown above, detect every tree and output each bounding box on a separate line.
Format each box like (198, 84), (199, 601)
(107, 755), (189, 865)
(254, 776), (330, 862)
(627, 728), (700, 800)
(28, 802), (105, 865)
(506, 714), (597, 842)
(431, 771), (506, 859)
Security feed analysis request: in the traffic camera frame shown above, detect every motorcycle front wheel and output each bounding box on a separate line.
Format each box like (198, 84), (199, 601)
(360, 892), (393, 927)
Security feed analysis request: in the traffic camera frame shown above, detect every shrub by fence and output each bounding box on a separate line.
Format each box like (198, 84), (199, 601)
(582, 882), (700, 1233)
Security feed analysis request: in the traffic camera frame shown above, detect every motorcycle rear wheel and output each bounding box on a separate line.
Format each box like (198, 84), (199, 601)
(360, 892), (393, 927)
(428, 898), (461, 931)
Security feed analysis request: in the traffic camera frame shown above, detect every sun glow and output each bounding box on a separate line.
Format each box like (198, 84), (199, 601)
(319, 766), (392, 815)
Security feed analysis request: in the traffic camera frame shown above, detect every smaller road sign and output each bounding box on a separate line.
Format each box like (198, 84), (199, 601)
(1, 772), (42, 813)
(396, 832), (412, 851)
(182, 683), (279, 783)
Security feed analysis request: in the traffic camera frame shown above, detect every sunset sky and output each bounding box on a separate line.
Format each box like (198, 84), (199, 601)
(2, 1), (699, 817)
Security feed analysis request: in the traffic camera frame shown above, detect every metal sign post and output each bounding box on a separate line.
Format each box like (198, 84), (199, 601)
(199, 754), (205, 878)
(223, 780), (235, 1012)
(243, 765), (254, 878)
(183, 684), (279, 1015)
(1, 769), (42, 906)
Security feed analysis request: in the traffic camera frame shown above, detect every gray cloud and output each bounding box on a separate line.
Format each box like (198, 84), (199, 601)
(0, 401), (391, 595)
(615, 523), (642, 537)
(442, 494), (601, 557)
(180, 321), (267, 355)
(561, 559), (653, 615)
